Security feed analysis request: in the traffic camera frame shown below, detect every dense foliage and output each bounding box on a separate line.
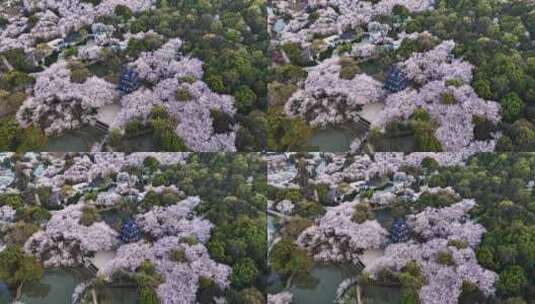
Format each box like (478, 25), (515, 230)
(427, 153), (535, 301)
(171, 154), (268, 299)
(0, 0), (267, 151)
(125, 0), (268, 151)
(403, 0), (535, 150)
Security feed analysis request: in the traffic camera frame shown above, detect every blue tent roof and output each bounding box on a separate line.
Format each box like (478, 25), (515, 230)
(384, 66), (408, 93)
(117, 68), (140, 94)
(389, 218), (410, 243)
(119, 219), (141, 243)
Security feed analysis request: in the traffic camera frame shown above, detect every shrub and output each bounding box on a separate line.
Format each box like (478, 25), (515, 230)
(501, 93), (525, 123)
(175, 88), (193, 101)
(114, 5), (133, 19)
(211, 110), (234, 134)
(339, 57), (360, 80)
(441, 91), (457, 105)
(436, 251), (455, 266)
(79, 205), (101, 226)
(169, 249), (187, 263)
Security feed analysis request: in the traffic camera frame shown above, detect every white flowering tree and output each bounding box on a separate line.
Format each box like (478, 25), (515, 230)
(268, 291), (293, 304)
(365, 200), (498, 304)
(16, 61), (119, 135)
(273, 0), (435, 47)
(99, 237), (231, 304)
(285, 57), (385, 128)
(136, 196), (213, 243)
(400, 41), (474, 85)
(297, 201), (388, 263)
(109, 39), (238, 151)
(375, 79), (501, 152)
(23, 203), (118, 267)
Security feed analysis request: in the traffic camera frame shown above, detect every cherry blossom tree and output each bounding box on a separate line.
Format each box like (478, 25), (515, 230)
(16, 61), (119, 135)
(99, 237), (232, 304)
(23, 203), (118, 267)
(365, 200), (498, 304)
(268, 291), (293, 304)
(297, 201), (388, 263)
(285, 57), (385, 127)
(401, 41), (474, 85)
(0, 206), (16, 223)
(272, 0), (435, 47)
(108, 40), (238, 151)
(136, 196), (213, 243)
(375, 78), (501, 153)
(132, 38), (204, 83)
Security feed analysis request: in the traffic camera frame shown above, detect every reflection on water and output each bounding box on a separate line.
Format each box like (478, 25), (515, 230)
(42, 126), (106, 152)
(0, 282), (10, 303)
(20, 269), (81, 304)
(361, 285), (401, 304)
(290, 265), (356, 304)
(14, 268), (139, 304)
(270, 265), (359, 304)
(122, 135), (157, 152)
(96, 287), (139, 304)
(306, 128), (354, 152)
(270, 262), (401, 304)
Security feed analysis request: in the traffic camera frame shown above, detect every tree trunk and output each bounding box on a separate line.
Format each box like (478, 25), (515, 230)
(91, 288), (98, 304)
(285, 272), (295, 289)
(15, 281), (24, 301)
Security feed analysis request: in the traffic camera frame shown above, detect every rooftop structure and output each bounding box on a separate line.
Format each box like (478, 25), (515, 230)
(119, 219), (141, 243)
(117, 68), (141, 94)
(383, 66), (407, 93)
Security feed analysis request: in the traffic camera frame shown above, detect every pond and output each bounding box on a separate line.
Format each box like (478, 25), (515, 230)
(306, 127), (365, 152)
(270, 264), (360, 304)
(0, 282), (10, 303)
(340, 284), (401, 304)
(121, 135), (157, 152)
(358, 59), (388, 81)
(19, 268), (90, 304)
(373, 135), (416, 152)
(42, 126), (106, 152)
(95, 286), (139, 304)
(87, 62), (110, 78)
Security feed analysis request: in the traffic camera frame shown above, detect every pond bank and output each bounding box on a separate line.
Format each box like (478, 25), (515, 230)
(19, 268), (90, 304)
(270, 264), (360, 304)
(42, 125), (106, 152)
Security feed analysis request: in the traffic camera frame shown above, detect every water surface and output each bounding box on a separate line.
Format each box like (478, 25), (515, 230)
(42, 126), (106, 152)
(20, 269), (82, 304)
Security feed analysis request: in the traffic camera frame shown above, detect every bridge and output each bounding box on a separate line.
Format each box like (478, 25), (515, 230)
(358, 102), (383, 128)
(95, 103), (121, 132)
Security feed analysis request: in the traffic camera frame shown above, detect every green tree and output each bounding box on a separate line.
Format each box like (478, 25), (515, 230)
(139, 286), (159, 304)
(497, 266), (528, 297)
(230, 258), (259, 289)
(79, 205), (101, 226)
(270, 239), (313, 277)
(501, 93), (525, 123)
(234, 86), (257, 113)
(0, 246), (44, 301)
(267, 108), (313, 151)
